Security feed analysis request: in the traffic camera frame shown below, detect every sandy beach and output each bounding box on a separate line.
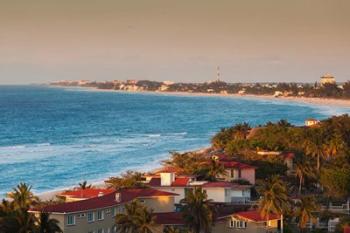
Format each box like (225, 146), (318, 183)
(63, 85), (350, 108)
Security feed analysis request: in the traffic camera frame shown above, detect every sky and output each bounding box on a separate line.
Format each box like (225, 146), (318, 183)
(0, 0), (349, 84)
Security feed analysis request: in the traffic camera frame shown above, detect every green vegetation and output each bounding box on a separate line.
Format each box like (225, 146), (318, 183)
(115, 200), (156, 233)
(180, 187), (214, 233)
(0, 183), (62, 233)
(105, 170), (147, 190)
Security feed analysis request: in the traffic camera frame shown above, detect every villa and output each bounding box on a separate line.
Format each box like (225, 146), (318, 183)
(29, 188), (178, 233)
(213, 210), (282, 233)
(147, 172), (252, 204)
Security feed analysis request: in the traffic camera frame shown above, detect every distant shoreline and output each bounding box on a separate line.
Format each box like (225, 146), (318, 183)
(56, 85), (350, 108)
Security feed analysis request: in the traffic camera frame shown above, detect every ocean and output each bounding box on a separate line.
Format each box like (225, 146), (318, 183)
(0, 85), (349, 197)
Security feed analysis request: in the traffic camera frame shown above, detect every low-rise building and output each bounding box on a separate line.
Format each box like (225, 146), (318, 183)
(213, 210), (282, 233)
(58, 188), (115, 202)
(148, 172), (252, 204)
(30, 188), (178, 233)
(305, 118), (320, 127)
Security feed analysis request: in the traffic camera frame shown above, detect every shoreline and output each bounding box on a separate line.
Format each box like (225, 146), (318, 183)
(56, 85), (350, 108)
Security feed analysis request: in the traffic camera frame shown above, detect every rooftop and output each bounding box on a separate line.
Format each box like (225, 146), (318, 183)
(234, 210), (280, 222)
(58, 188), (115, 199)
(31, 188), (178, 214)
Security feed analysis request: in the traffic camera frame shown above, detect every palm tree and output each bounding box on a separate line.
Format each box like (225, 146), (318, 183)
(325, 133), (346, 158)
(294, 196), (318, 233)
(78, 181), (92, 190)
(7, 183), (39, 210)
(36, 212), (62, 233)
(258, 175), (290, 233)
(294, 159), (315, 195)
(115, 200), (157, 233)
(180, 187), (213, 233)
(199, 158), (226, 181)
(303, 134), (326, 171)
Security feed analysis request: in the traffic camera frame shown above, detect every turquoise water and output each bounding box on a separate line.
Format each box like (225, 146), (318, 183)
(0, 85), (349, 197)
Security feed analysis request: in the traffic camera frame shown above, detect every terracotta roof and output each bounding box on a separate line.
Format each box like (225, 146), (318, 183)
(31, 188), (178, 214)
(220, 161), (255, 169)
(235, 210), (280, 222)
(58, 188), (114, 199)
(201, 182), (250, 189)
(282, 152), (295, 160)
(154, 212), (185, 225)
(149, 177), (190, 187)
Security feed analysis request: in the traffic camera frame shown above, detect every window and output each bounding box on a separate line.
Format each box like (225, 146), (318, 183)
(87, 212), (94, 222)
(230, 169), (234, 178)
(112, 207), (117, 216)
(97, 210), (104, 220)
(139, 199), (145, 203)
(225, 189), (230, 196)
(230, 219), (247, 228)
(67, 215), (75, 225)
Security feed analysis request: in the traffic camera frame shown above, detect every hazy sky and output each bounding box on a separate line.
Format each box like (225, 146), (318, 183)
(0, 0), (349, 84)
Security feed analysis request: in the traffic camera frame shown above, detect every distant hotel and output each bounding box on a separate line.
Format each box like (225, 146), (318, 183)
(320, 73), (336, 86)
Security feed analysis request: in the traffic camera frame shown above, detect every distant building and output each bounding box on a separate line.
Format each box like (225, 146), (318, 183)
(212, 210), (282, 233)
(320, 74), (336, 85)
(305, 118), (320, 127)
(273, 91), (283, 97)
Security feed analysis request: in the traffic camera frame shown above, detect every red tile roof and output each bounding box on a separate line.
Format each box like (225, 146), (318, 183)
(31, 188), (178, 214)
(154, 212), (185, 225)
(149, 177), (190, 187)
(235, 210), (280, 222)
(58, 188), (114, 199)
(220, 161), (255, 169)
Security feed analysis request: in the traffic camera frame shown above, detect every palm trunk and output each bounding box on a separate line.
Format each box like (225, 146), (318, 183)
(280, 214), (284, 233)
(298, 175), (303, 195)
(317, 154), (320, 171)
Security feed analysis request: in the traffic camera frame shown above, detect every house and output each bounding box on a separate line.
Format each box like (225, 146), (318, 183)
(213, 210), (282, 233)
(212, 154), (256, 185)
(58, 188), (115, 202)
(305, 118), (320, 127)
(29, 188), (178, 233)
(148, 172), (252, 204)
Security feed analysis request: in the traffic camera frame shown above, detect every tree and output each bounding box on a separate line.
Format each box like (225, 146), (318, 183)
(115, 200), (157, 233)
(294, 196), (318, 233)
(7, 183), (39, 210)
(78, 181), (92, 190)
(303, 131), (326, 171)
(197, 158), (226, 181)
(180, 187), (213, 233)
(294, 159), (315, 195)
(258, 175), (290, 232)
(36, 212), (62, 233)
(105, 171), (146, 190)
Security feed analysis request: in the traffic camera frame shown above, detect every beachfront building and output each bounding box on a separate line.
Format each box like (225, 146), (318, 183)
(57, 188), (115, 202)
(29, 188), (178, 233)
(147, 172), (252, 204)
(305, 118), (320, 127)
(213, 210), (282, 233)
(320, 74), (336, 86)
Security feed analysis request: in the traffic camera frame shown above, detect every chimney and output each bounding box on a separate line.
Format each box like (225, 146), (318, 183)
(98, 191), (104, 197)
(115, 192), (121, 202)
(160, 172), (175, 186)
